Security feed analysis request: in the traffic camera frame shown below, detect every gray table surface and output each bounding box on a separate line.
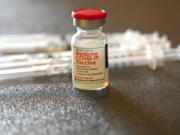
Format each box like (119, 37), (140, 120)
(0, 0), (179, 135)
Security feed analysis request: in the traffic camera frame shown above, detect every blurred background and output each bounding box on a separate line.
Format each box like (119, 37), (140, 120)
(0, 0), (179, 46)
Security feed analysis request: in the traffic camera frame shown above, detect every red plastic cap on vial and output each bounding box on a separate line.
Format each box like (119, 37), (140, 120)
(72, 8), (107, 20)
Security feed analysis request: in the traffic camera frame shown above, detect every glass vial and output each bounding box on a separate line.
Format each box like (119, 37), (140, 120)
(71, 9), (109, 90)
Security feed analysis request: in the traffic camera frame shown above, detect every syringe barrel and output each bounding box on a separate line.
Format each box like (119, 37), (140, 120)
(110, 55), (149, 67)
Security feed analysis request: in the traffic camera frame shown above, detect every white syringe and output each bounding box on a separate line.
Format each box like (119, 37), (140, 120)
(110, 46), (180, 69)
(0, 63), (70, 81)
(0, 57), (71, 70)
(0, 34), (68, 54)
(0, 51), (71, 63)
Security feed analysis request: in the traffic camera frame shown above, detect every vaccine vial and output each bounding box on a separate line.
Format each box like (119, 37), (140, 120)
(71, 8), (109, 90)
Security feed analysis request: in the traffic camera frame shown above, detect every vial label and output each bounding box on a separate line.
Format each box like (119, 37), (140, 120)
(72, 46), (107, 84)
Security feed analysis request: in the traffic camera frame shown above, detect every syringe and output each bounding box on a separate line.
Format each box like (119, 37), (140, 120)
(0, 63), (70, 81)
(0, 57), (71, 70)
(110, 46), (180, 69)
(0, 51), (71, 63)
(0, 34), (68, 54)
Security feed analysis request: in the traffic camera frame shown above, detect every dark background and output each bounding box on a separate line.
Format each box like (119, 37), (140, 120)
(0, 0), (179, 46)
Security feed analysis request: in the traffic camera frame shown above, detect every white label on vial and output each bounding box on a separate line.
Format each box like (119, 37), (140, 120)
(72, 46), (107, 84)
